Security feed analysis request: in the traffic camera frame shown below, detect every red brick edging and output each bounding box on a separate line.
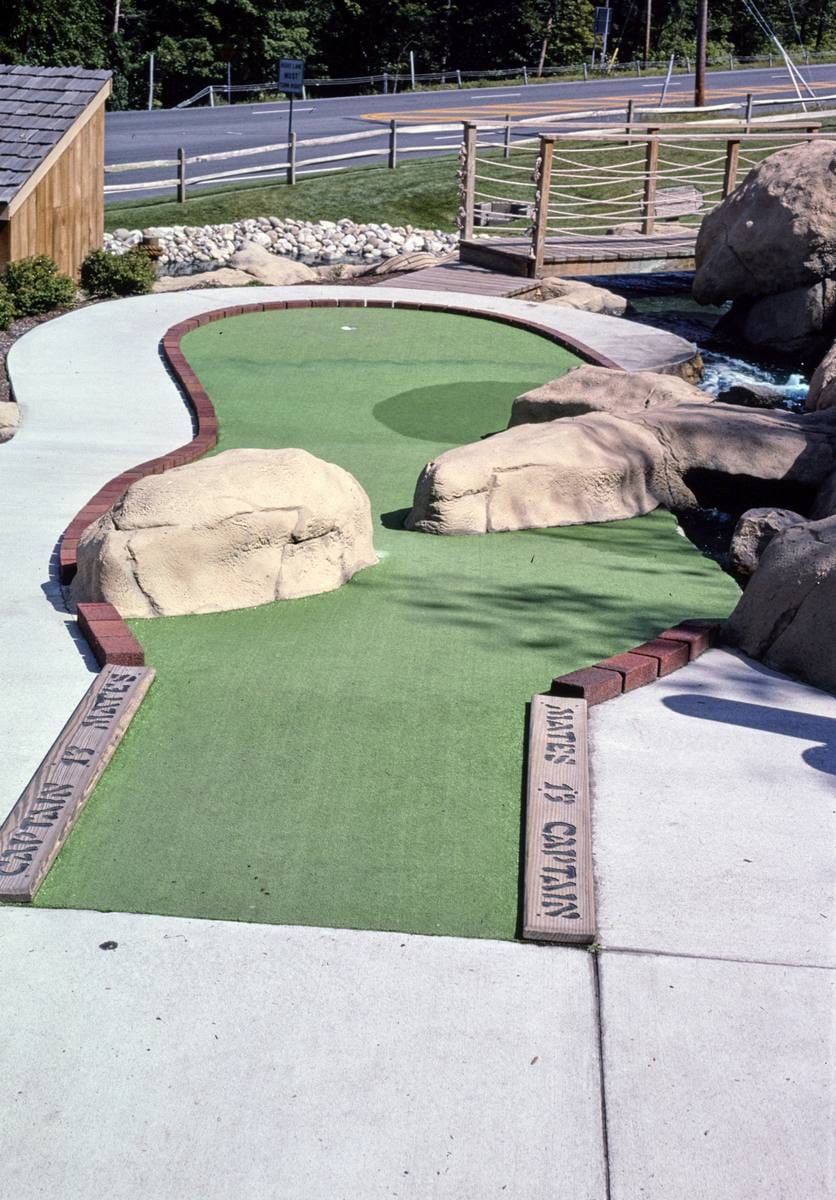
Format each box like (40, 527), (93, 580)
(551, 619), (721, 705)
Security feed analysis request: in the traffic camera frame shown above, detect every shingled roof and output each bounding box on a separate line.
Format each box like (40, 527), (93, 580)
(0, 64), (111, 209)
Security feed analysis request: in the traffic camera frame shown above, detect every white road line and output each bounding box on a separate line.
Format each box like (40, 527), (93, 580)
(252, 106), (314, 116)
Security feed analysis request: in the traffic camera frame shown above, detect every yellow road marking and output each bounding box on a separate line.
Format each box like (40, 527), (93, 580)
(360, 79), (836, 122)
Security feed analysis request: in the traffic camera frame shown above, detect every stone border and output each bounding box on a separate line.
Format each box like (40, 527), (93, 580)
(550, 619), (721, 705)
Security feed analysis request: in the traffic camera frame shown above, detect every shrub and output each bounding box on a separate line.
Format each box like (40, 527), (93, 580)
(3, 255), (76, 316)
(80, 247), (156, 298)
(0, 283), (15, 331)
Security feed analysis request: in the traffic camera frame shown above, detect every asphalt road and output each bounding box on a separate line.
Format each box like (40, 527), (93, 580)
(105, 62), (836, 205)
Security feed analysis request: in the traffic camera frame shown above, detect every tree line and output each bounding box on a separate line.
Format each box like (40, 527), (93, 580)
(1, 1), (834, 110)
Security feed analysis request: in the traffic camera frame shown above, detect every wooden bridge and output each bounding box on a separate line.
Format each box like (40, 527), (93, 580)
(456, 120), (823, 279)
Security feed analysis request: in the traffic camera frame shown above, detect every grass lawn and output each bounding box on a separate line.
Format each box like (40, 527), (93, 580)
(36, 308), (740, 937)
(105, 154), (459, 232)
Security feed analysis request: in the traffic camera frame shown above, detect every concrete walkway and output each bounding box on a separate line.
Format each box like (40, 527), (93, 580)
(1, 291), (833, 1198)
(0, 285), (694, 822)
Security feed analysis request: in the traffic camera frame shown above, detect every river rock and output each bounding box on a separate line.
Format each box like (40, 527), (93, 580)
(729, 506), (808, 576)
(0, 400), (19, 443)
(693, 141), (836, 304)
(723, 513), (836, 693)
(71, 448), (378, 617)
(228, 243), (319, 284)
(538, 278), (628, 316)
(406, 403), (836, 536)
(510, 365), (708, 425)
(714, 383), (785, 409)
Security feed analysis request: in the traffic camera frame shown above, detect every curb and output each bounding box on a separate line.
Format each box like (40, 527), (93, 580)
(550, 619), (721, 704)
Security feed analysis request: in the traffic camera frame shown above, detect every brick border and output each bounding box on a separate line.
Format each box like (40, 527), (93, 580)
(550, 619), (721, 705)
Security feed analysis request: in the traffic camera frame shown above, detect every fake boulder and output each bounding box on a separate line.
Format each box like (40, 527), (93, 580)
(723, 514), (836, 694)
(228, 242), (318, 285)
(407, 402), (836, 536)
(72, 448), (378, 617)
(509, 365), (709, 425)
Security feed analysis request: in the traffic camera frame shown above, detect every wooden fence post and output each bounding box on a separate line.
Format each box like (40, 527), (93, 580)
(504, 113), (512, 159)
(287, 131), (297, 186)
(461, 122), (477, 241)
(523, 66), (529, 85)
(626, 98), (634, 143)
(456, 68), (462, 87)
(388, 119), (398, 168)
(641, 130), (659, 235)
(744, 92), (753, 132)
(177, 147), (187, 204)
(722, 138), (740, 197)
(806, 122), (821, 142)
(531, 135), (555, 277)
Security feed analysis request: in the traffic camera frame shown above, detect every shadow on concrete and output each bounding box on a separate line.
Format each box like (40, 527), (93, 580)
(663, 692), (836, 776)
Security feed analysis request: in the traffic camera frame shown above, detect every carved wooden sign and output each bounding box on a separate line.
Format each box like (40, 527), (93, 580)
(0, 664), (155, 902)
(523, 695), (596, 944)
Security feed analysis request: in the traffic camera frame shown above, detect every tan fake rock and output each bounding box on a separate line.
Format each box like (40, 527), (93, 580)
(694, 141), (836, 304)
(365, 251), (456, 276)
(0, 400), (19, 443)
(407, 403), (836, 536)
(72, 448), (378, 617)
(538, 278), (628, 317)
(510, 365), (709, 426)
(729, 507), (808, 577)
(723, 514), (836, 694)
(153, 268), (258, 292)
(807, 340), (836, 411)
(228, 242), (318, 285)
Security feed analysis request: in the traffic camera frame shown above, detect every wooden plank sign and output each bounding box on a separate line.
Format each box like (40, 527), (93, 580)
(523, 695), (596, 944)
(0, 664), (155, 902)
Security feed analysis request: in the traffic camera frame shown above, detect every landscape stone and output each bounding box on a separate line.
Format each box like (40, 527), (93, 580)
(729, 506), (807, 576)
(0, 400), (20, 443)
(228, 243), (319, 285)
(152, 268), (259, 292)
(407, 402), (836, 536)
(72, 448), (378, 617)
(510, 365), (709, 426)
(806, 338), (836, 411)
(538, 278), (628, 317)
(723, 513), (836, 693)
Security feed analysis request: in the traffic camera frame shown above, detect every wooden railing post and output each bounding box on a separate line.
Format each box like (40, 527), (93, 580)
(460, 122), (477, 241)
(722, 138), (740, 197)
(503, 113), (512, 159)
(806, 121), (821, 142)
(641, 129), (659, 235)
(626, 98), (634, 143)
(531, 135), (555, 276)
(177, 146), (186, 204)
(287, 131), (297, 186)
(388, 119), (398, 168)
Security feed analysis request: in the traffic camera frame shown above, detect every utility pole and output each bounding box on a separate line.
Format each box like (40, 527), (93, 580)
(602, 0), (611, 64)
(695, 0), (708, 106)
(644, 0), (652, 67)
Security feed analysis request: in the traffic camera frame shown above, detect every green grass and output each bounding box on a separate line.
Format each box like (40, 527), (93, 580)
(35, 308), (740, 937)
(105, 154), (459, 232)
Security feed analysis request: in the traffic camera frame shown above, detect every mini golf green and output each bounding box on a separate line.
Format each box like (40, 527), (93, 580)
(36, 308), (739, 937)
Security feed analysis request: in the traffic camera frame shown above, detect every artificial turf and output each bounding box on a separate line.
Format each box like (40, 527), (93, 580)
(36, 309), (740, 937)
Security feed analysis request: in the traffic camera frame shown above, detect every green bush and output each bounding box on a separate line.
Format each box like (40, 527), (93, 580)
(2, 255), (76, 316)
(0, 283), (15, 331)
(80, 247), (156, 298)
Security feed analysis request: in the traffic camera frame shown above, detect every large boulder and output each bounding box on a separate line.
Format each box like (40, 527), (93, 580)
(509, 365), (709, 426)
(72, 448), (378, 617)
(228, 242), (318, 285)
(806, 339), (836, 412)
(406, 403), (836, 536)
(723, 514), (836, 694)
(538, 278), (628, 317)
(728, 507), (808, 577)
(693, 141), (836, 304)
(153, 267), (258, 292)
(719, 279), (836, 358)
(0, 400), (19, 444)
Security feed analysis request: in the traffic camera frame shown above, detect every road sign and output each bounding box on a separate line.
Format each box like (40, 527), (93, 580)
(593, 7), (612, 36)
(278, 58), (305, 95)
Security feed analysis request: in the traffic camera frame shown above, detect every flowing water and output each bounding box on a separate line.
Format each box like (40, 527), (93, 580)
(597, 272), (810, 410)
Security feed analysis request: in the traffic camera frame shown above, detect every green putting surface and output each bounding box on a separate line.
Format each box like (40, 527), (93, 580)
(36, 308), (739, 937)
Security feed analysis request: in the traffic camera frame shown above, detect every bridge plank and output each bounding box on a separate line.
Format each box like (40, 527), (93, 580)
(0, 664), (155, 902)
(523, 694), (596, 944)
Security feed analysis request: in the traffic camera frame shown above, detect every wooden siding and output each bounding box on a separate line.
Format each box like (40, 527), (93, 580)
(0, 107), (104, 278)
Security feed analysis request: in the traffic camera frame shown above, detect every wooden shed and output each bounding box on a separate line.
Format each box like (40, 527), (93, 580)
(0, 65), (111, 278)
